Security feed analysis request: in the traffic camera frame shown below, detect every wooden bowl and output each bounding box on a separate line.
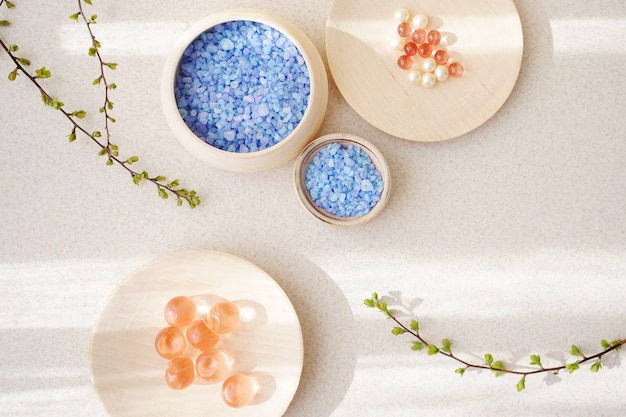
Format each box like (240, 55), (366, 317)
(294, 133), (391, 226)
(162, 9), (328, 172)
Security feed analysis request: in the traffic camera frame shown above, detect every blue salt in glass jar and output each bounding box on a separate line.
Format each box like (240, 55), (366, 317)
(162, 9), (328, 172)
(294, 133), (391, 226)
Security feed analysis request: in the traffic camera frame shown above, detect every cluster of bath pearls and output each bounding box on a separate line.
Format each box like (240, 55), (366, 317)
(154, 295), (256, 408)
(175, 20), (311, 153)
(392, 8), (464, 88)
(305, 142), (383, 218)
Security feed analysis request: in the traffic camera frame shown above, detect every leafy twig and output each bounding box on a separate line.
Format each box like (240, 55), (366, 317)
(365, 292), (625, 392)
(0, 0), (201, 208)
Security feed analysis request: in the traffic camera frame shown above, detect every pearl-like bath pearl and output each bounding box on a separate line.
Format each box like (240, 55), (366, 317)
(421, 57), (436, 73)
(394, 8), (410, 22)
(408, 70), (422, 84)
(421, 72), (436, 88)
(391, 37), (405, 50)
(412, 13), (428, 29)
(434, 65), (449, 82)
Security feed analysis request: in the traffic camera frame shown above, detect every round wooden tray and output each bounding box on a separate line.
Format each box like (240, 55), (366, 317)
(326, 0), (524, 142)
(89, 250), (303, 417)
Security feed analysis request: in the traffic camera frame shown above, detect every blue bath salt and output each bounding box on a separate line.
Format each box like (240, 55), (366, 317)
(305, 142), (384, 218)
(174, 20), (311, 153)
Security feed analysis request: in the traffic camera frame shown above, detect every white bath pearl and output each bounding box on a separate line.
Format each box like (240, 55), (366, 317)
(408, 70), (422, 84)
(434, 65), (449, 82)
(421, 72), (436, 88)
(394, 8), (410, 22)
(421, 57), (436, 73)
(390, 37), (405, 51)
(412, 14), (428, 29)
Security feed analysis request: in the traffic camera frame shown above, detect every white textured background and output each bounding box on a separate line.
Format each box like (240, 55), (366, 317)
(1, 1), (625, 416)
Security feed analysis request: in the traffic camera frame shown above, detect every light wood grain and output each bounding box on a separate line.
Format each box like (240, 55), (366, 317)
(326, 0), (523, 142)
(89, 250), (303, 417)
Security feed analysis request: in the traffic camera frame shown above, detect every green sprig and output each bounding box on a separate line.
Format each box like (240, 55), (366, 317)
(365, 292), (626, 392)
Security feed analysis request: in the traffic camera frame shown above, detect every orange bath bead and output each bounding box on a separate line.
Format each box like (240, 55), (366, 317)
(397, 21), (412, 38)
(448, 62), (465, 78)
(155, 326), (187, 359)
(411, 29), (426, 44)
(434, 49), (449, 65)
(403, 41), (418, 57)
(397, 55), (413, 70)
(165, 357), (195, 390)
(207, 301), (240, 334)
(196, 349), (230, 383)
(417, 42), (432, 58)
(186, 320), (220, 352)
(221, 374), (256, 408)
(164, 296), (196, 328)
(427, 29), (441, 45)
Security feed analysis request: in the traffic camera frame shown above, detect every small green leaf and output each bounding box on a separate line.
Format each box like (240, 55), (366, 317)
(109, 83), (117, 89)
(97, 148), (107, 156)
(566, 361), (580, 373)
(441, 338), (451, 353)
(132, 174), (142, 185)
(67, 128), (77, 143)
(154, 176), (166, 182)
(35, 67), (51, 78)
(6, 1), (15, 8)
(590, 360), (602, 373)
(516, 377), (526, 392)
(410, 319), (419, 332)
(69, 12), (79, 21)
(571, 345), (584, 357)
(0, 20), (10, 27)
(105, 158), (113, 166)
(93, 76), (102, 85)
(106, 62), (118, 70)
(83, 0), (93, 5)
(177, 198), (183, 206)
(88, 14), (97, 24)
(8, 44), (18, 52)
(411, 342), (424, 351)
(492, 360), (504, 370)
(455, 367), (466, 376)
(41, 94), (52, 106)
(363, 298), (375, 308)
(51, 98), (64, 110)
(93, 39), (101, 49)
(391, 327), (406, 336)
(17, 57), (31, 66)
(126, 155), (139, 164)
(158, 188), (168, 199)
(108, 116), (116, 123)
(107, 101), (114, 110)
(529, 354), (542, 367)
(92, 131), (102, 138)
(427, 344), (439, 355)
(484, 353), (494, 366)
(168, 179), (180, 188)
(71, 110), (87, 119)
(601, 339), (610, 349)
(8, 68), (17, 81)
(88, 47), (97, 56)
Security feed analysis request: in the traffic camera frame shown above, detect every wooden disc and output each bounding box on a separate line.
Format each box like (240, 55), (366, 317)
(326, 0), (524, 141)
(90, 250), (303, 417)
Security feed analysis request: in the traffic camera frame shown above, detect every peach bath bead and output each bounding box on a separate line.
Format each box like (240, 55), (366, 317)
(165, 357), (195, 390)
(411, 29), (426, 44)
(417, 42), (432, 58)
(434, 49), (449, 65)
(403, 41), (418, 57)
(186, 320), (220, 352)
(155, 326), (187, 359)
(221, 374), (257, 408)
(164, 296), (196, 327)
(207, 301), (240, 334)
(196, 349), (230, 383)
(427, 30), (441, 45)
